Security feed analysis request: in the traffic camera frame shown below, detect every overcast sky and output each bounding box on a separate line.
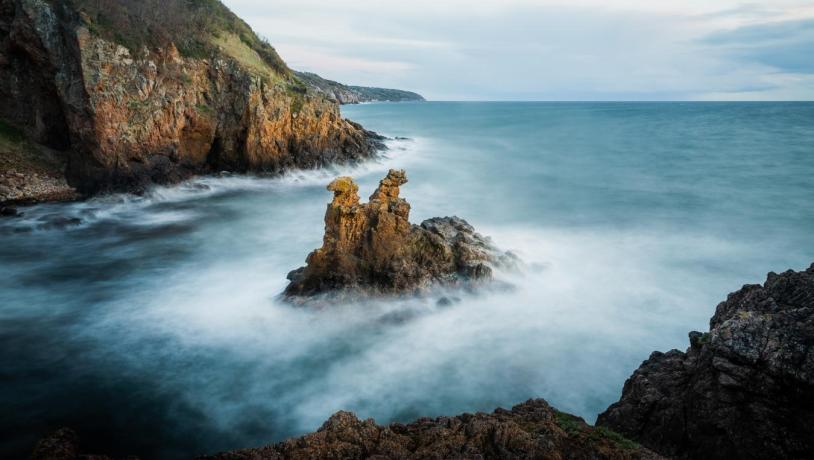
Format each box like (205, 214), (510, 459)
(223, 0), (814, 101)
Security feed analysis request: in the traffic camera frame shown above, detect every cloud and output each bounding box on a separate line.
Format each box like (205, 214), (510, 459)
(276, 44), (414, 75)
(703, 19), (814, 74)
(223, 0), (814, 100)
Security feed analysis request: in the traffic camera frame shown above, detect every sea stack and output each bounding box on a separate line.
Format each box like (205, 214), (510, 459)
(284, 169), (515, 300)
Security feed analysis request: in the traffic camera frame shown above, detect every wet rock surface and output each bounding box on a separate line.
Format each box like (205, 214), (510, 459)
(284, 169), (517, 301)
(598, 263), (814, 459)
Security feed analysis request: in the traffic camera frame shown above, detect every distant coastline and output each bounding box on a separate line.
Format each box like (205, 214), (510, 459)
(295, 71), (425, 105)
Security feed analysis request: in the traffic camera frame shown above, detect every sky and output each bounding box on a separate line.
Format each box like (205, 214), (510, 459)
(222, 0), (814, 101)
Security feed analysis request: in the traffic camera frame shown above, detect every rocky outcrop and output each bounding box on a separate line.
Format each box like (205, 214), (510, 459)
(294, 71), (425, 105)
(31, 401), (660, 460)
(203, 400), (661, 460)
(598, 264), (814, 459)
(0, 0), (383, 195)
(284, 170), (515, 300)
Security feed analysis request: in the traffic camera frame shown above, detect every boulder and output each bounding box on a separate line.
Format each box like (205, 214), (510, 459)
(598, 264), (814, 459)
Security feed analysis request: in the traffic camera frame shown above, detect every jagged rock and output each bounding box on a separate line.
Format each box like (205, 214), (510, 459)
(30, 401), (660, 460)
(284, 169), (516, 300)
(202, 399), (661, 460)
(597, 264), (814, 459)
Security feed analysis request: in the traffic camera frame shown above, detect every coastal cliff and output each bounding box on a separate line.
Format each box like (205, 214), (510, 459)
(294, 71), (425, 105)
(0, 0), (383, 198)
(284, 169), (516, 301)
(598, 264), (814, 459)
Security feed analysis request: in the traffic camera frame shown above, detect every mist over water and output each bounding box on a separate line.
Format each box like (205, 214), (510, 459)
(2, 102), (813, 458)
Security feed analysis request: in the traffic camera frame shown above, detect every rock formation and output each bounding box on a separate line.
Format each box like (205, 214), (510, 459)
(598, 264), (814, 459)
(204, 399), (661, 460)
(284, 169), (515, 300)
(33, 400), (661, 460)
(0, 0), (383, 197)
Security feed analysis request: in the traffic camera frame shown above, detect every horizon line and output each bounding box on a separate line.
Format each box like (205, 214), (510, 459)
(390, 100), (814, 103)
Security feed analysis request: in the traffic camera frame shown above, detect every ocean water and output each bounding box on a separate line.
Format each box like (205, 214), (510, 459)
(1, 102), (813, 458)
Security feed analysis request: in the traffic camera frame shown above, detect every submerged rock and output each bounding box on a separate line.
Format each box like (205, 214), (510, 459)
(284, 169), (516, 301)
(203, 399), (660, 460)
(0, 205), (20, 217)
(598, 263), (814, 459)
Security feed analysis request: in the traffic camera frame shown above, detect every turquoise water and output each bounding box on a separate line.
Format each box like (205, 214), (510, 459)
(1, 102), (812, 458)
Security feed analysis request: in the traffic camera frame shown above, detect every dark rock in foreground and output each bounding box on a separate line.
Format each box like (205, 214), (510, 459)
(205, 399), (661, 460)
(0, 205), (20, 217)
(598, 264), (814, 459)
(284, 169), (516, 301)
(31, 401), (660, 460)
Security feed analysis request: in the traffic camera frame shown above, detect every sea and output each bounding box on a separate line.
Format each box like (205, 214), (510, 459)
(1, 102), (812, 458)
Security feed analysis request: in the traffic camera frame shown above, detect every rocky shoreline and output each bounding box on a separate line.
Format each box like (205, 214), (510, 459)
(27, 264), (814, 459)
(5, 1), (811, 459)
(34, 400), (661, 460)
(0, 170), (79, 208)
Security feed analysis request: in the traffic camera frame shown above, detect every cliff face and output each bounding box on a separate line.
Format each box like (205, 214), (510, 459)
(294, 71), (425, 105)
(0, 0), (383, 196)
(284, 169), (515, 301)
(598, 264), (814, 459)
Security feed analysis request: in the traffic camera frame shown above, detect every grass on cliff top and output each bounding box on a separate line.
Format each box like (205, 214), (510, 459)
(554, 410), (641, 450)
(67, 0), (290, 78)
(212, 33), (286, 84)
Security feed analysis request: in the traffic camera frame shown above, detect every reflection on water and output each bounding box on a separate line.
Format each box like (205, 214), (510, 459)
(1, 102), (813, 459)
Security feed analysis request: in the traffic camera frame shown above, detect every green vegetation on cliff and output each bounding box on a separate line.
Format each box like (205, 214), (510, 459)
(64, 0), (290, 77)
(59, 1), (419, 101)
(295, 71), (425, 104)
(554, 410), (641, 451)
